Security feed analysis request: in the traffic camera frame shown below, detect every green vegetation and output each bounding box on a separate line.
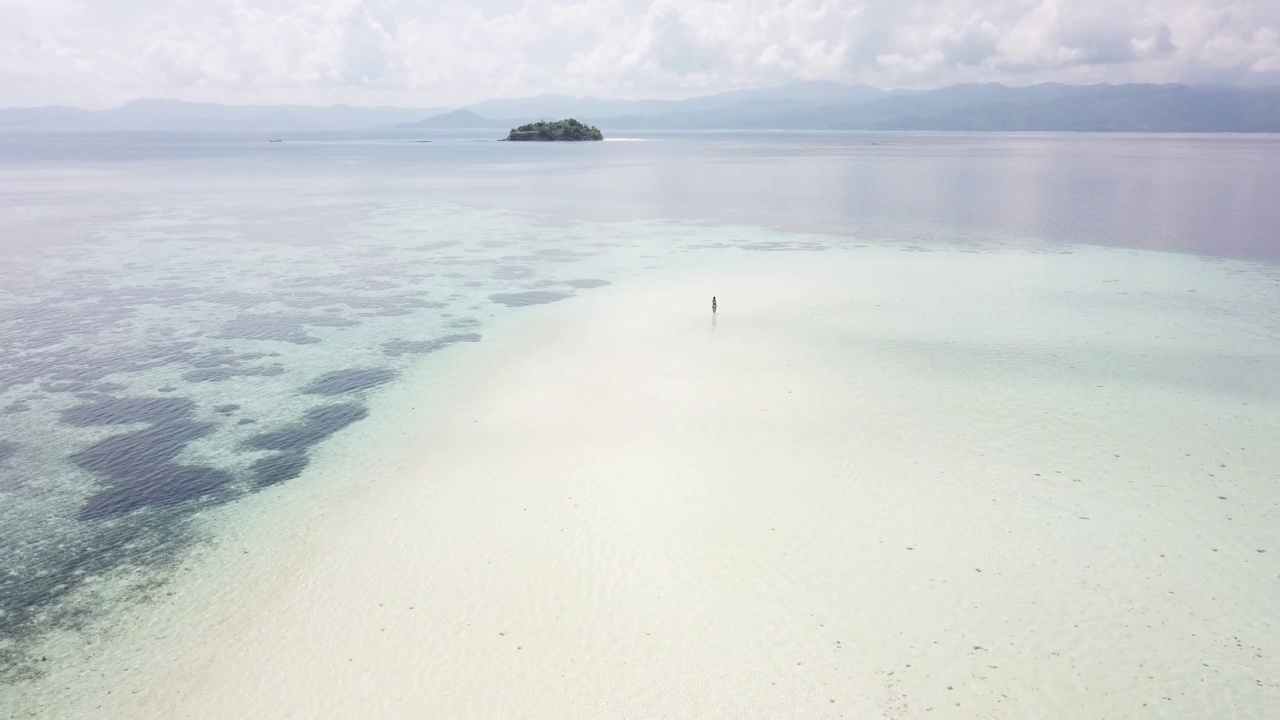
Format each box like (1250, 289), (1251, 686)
(506, 118), (603, 141)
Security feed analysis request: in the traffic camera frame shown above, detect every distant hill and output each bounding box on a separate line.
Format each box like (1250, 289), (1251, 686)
(0, 99), (445, 130)
(402, 82), (1280, 133)
(395, 109), (509, 129)
(462, 81), (886, 120)
(724, 83), (1280, 132)
(0, 105), (100, 128)
(4, 83), (1278, 132)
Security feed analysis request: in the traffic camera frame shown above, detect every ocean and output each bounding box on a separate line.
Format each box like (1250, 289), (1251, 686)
(1, 129), (1278, 717)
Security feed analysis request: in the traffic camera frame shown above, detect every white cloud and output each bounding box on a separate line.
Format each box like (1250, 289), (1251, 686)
(0, 0), (1277, 107)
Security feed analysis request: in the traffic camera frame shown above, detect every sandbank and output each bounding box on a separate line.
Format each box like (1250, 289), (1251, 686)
(16, 248), (1280, 719)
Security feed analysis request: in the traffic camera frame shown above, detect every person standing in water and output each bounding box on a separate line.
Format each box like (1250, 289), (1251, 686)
(711, 296), (717, 314)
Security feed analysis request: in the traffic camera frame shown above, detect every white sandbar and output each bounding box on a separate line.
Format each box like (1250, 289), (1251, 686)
(24, 247), (1280, 718)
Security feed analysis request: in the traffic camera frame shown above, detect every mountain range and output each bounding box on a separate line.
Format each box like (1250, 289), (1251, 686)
(3, 83), (1278, 132)
(0, 100), (443, 131)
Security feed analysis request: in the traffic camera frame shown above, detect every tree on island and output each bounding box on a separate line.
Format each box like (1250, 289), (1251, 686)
(506, 118), (603, 141)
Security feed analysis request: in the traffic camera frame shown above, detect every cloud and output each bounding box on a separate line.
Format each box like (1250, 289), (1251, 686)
(0, 0), (1277, 107)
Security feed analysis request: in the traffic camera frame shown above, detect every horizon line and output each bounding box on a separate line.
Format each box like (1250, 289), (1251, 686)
(5, 80), (1280, 113)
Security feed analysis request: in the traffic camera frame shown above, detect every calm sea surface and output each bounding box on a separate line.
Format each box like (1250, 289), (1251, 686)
(5, 130), (1278, 258)
(1, 130), (1278, 685)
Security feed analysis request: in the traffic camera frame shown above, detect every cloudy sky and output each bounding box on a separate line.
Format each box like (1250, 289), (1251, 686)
(2, 0), (1278, 108)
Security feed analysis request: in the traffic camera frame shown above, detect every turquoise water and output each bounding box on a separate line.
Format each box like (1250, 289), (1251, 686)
(0, 202), (832, 679)
(1, 130), (1278, 686)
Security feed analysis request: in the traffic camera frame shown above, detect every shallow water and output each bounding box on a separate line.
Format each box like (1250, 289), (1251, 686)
(36, 244), (1274, 720)
(0, 131), (1278, 708)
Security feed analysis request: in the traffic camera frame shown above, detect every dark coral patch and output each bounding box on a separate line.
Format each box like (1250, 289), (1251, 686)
(244, 403), (369, 454)
(302, 368), (398, 396)
(489, 291), (572, 307)
(73, 422), (231, 520)
(61, 396), (196, 427)
(250, 452), (310, 486)
(182, 364), (284, 382)
(564, 279), (611, 289)
(65, 396), (234, 521)
(243, 404), (368, 489)
(218, 313), (358, 345)
(79, 465), (233, 521)
(383, 333), (481, 357)
(492, 265), (536, 280)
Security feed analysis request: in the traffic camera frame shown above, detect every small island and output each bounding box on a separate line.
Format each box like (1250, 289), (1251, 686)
(505, 118), (603, 141)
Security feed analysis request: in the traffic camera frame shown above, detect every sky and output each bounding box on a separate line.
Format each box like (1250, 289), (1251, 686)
(2, 0), (1278, 108)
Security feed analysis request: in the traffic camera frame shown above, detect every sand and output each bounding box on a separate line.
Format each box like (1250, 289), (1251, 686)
(15, 247), (1280, 719)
